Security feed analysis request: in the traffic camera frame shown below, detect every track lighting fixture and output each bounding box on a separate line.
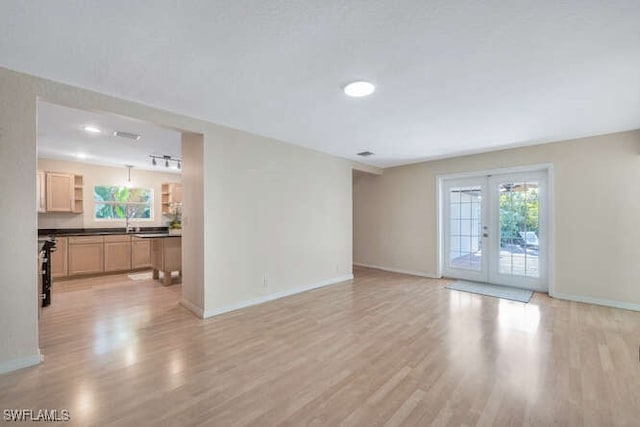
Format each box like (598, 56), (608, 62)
(149, 155), (181, 170)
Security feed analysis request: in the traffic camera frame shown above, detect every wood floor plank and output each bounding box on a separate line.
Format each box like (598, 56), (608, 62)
(1, 267), (639, 426)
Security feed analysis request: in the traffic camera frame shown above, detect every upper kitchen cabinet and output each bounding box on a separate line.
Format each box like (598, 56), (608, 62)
(161, 183), (182, 215)
(44, 172), (83, 213)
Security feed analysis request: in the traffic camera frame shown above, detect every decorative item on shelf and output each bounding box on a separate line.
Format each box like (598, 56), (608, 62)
(168, 202), (182, 235)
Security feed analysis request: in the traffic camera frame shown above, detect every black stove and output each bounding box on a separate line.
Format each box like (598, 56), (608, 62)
(39, 237), (57, 307)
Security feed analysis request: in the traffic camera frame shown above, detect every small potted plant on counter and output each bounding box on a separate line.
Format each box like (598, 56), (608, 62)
(168, 202), (182, 235)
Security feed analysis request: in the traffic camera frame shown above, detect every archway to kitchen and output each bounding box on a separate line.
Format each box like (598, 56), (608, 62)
(36, 98), (205, 361)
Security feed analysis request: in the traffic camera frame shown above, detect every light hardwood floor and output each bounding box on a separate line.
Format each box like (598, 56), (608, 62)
(1, 267), (639, 426)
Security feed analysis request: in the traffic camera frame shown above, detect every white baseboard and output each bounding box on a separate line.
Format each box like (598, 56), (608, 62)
(202, 274), (354, 318)
(180, 298), (205, 318)
(0, 349), (41, 374)
(551, 291), (640, 312)
(353, 263), (440, 279)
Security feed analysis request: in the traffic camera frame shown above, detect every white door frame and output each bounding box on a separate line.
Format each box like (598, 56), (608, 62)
(436, 163), (555, 295)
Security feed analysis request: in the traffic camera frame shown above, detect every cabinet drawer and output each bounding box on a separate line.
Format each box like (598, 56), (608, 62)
(104, 234), (131, 243)
(69, 236), (104, 244)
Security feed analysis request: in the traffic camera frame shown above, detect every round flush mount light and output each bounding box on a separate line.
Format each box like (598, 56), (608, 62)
(83, 125), (101, 134)
(343, 81), (375, 97)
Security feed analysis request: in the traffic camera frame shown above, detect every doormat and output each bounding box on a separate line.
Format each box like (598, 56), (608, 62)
(445, 280), (533, 303)
(127, 271), (180, 281)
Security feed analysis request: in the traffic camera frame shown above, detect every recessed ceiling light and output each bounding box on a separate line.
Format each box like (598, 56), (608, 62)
(83, 125), (101, 134)
(75, 153), (88, 159)
(344, 81), (376, 97)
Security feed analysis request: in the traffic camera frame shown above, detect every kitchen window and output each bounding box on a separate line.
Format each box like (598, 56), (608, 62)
(94, 186), (153, 220)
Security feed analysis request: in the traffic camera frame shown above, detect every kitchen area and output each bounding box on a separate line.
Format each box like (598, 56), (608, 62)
(37, 101), (185, 310)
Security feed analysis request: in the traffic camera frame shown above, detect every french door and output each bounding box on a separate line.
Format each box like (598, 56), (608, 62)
(442, 170), (548, 291)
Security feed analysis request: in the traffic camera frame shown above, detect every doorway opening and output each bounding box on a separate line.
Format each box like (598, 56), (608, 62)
(36, 99), (205, 359)
(438, 166), (552, 293)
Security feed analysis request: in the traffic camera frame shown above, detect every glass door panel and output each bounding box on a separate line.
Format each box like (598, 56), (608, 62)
(442, 178), (488, 282)
(489, 171), (547, 291)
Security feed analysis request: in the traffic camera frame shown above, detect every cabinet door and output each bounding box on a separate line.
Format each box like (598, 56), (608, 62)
(68, 240), (104, 275)
(51, 237), (68, 278)
(104, 241), (132, 272)
(37, 171), (46, 213)
(132, 239), (151, 269)
(163, 237), (182, 271)
(46, 172), (74, 212)
(172, 184), (182, 204)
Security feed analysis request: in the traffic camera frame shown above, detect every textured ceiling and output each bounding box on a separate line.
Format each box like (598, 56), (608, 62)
(2, 1), (640, 167)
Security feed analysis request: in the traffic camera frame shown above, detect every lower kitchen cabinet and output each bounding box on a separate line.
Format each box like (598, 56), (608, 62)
(132, 238), (152, 269)
(104, 235), (132, 272)
(51, 237), (68, 278)
(68, 236), (104, 276)
(49, 233), (161, 278)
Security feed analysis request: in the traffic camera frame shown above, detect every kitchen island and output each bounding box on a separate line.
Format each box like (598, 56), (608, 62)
(133, 234), (182, 286)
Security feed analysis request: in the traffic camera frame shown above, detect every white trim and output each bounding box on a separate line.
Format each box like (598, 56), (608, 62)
(435, 163), (555, 181)
(353, 263), (440, 279)
(179, 298), (204, 318)
(552, 292), (640, 312)
(0, 349), (42, 374)
(202, 274), (354, 318)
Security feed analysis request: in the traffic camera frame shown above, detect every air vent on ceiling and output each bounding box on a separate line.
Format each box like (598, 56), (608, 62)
(357, 151), (375, 157)
(113, 131), (141, 141)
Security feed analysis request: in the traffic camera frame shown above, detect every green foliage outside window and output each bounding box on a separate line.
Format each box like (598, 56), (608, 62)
(499, 186), (539, 244)
(94, 186), (152, 220)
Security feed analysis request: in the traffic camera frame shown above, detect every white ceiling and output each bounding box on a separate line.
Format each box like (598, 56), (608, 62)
(38, 101), (182, 173)
(2, 1), (640, 167)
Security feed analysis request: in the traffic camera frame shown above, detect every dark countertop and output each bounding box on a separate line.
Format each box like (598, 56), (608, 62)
(132, 233), (181, 239)
(38, 227), (169, 237)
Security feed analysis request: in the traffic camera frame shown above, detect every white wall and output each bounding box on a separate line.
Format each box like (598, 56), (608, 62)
(353, 130), (640, 308)
(202, 126), (353, 314)
(0, 67), (353, 372)
(37, 158), (180, 229)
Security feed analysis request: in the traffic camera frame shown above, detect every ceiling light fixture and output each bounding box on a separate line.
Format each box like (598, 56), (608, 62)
(125, 165), (133, 188)
(149, 155), (181, 170)
(83, 125), (101, 134)
(76, 153), (88, 159)
(344, 81), (375, 97)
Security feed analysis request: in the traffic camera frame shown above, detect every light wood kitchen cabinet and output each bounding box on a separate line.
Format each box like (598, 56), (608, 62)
(44, 172), (84, 213)
(104, 235), (132, 272)
(37, 171), (46, 213)
(161, 183), (182, 215)
(50, 237), (68, 278)
(46, 172), (74, 212)
(132, 238), (152, 269)
(68, 236), (104, 275)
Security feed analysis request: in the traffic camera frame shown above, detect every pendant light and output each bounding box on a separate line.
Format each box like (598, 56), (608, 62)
(125, 165), (133, 188)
